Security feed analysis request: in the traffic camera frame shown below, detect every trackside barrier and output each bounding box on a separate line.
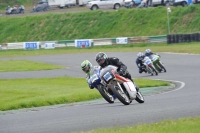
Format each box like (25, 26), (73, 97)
(6, 42), (25, 49)
(94, 38), (113, 46)
(5, 33), (197, 50)
(167, 33), (200, 44)
(149, 35), (167, 43)
(57, 40), (75, 47)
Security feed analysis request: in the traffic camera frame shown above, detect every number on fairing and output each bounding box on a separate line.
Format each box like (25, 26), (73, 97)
(145, 59), (151, 65)
(91, 74), (98, 83)
(103, 72), (112, 82)
(152, 56), (158, 61)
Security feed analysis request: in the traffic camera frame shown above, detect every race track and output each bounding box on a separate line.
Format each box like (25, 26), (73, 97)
(0, 52), (200, 133)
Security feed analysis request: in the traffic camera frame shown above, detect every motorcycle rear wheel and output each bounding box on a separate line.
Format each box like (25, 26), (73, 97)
(135, 91), (145, 103)
(110, 81), (130, 105)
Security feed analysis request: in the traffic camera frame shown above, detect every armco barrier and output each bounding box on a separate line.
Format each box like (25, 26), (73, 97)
(57, 40), (75, 47)
(129, 36), (149, 43)
(149, 35), (167, 43)
(94, 38), (113, 46)
(3, 34), (194, 50)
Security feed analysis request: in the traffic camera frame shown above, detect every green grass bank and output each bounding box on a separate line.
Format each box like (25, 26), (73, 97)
(78, 117), (200, 133)
(0, 77), (169, 111)
(0, 60), (64, 72)
(1, 5), (200, 43)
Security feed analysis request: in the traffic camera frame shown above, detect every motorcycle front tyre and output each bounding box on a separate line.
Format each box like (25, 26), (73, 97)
(150, 66), (158, 75)
(110, 81), (130, 105)
(97, 85), (114, 104)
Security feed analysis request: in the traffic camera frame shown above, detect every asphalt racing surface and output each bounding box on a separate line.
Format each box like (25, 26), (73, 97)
(0, 52), (200, 133)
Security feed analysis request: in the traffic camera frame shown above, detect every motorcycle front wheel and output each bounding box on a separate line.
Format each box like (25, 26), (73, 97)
(97, 85), (114, 104)
(158, 61), (167, 72)
(110, 80), (130, 105)
(150, 66), (158, 76)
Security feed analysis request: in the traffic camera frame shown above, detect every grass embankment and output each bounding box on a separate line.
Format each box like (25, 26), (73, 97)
(0, 43), (200, 58)
(0, 5), (200, 43)
(79, 117), (200, 133)
(0, 60), (64, 72)
(0, 77), (169, 111)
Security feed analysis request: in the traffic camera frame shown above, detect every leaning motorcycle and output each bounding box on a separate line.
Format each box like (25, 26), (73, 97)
(87, 67), (115, 104)
(100, 65), (144, 105)
(143, 56), (158, 76)
(6, 7), (17, 15)
(149, 54), (166, 72)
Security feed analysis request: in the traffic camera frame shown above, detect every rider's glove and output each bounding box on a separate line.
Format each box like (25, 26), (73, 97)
(119, 69), (126, 76)
(89, 84), (94, 89)
(156, 53), (161, 57)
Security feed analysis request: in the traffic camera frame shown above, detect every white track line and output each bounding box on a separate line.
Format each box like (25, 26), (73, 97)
(162, 52), (199, 55)
(149, 79), (185, 95)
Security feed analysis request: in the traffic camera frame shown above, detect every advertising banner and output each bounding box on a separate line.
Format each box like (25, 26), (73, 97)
(24, 42), (40, 50)
(116, 37), (128, 44)
(44, 43), (55, 49)
(75, 39), (92, 48)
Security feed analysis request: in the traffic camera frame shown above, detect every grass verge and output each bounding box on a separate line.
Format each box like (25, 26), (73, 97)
(0, 77), (169, 111)
(77, 117), (200, 133)
(0, 59), (64, 72)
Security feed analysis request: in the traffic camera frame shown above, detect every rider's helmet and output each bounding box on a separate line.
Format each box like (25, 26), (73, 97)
(95, 52), (108, 67)
(81, 60), (92, 74)
(145, 49), (151, 54)
(137, 52), (144, 60)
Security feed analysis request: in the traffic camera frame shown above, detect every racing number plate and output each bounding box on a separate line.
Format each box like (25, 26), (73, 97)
(103, 72), (112, 82)
(152, 56), (158, 61)
(145, 60), (151, 65)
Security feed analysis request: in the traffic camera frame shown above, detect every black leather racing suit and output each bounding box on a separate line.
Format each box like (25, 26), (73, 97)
(101, 57), (134, 82)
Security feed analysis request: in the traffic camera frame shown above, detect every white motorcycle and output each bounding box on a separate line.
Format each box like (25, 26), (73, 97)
(100, 65), (145, 105)
(143, 56), (158, 76)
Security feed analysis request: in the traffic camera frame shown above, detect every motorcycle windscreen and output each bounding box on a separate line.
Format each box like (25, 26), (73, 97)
(90, 74), (101, 88)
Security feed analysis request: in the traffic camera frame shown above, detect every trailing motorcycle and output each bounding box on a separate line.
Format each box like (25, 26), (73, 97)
(143, 56), (158, 76)
(87, 67), (115, 104)
(100, 65), (144, 105)
(149, 54), (166, 72)
(6, 5), (24, 15)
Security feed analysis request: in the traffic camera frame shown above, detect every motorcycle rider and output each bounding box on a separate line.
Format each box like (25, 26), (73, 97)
(145, 49), (160, 57)
(145, 49), (161, 72)
(95, 52), (134, 83)
(81, 60), (98, 89)
(6, 6), (10, 10)
(136, 52), (146, 73)
(81, 60), (116, 98)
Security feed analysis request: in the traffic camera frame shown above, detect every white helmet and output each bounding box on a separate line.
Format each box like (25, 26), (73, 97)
(137, 52), (144, 58)
(145, 49), (151, 54)
(137, 52), (144, 60)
